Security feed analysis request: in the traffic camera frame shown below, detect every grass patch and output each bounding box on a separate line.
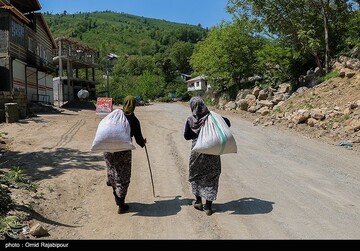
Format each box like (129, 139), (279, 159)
(0, 215), (28, 237)
(0, 166), (36, 191)
(0, 166), (37, 238)
(0, 132), (8, 138)
(318, 70), (340, 83)
(304, 99), (314, 109)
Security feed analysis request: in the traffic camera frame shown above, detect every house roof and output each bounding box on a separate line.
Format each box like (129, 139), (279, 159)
(0, 0), (41, 23)
(10, 0), (41, 13)
(0, 4), (30, 23)
(186, 75), (207, 83)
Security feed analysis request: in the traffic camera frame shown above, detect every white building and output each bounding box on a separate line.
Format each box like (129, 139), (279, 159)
(186, 75), (211, 92)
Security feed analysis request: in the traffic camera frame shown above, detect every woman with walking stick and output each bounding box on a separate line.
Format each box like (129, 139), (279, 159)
(104, 95), (146, 214)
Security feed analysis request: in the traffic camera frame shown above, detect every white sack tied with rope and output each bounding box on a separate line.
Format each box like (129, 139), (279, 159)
(91, 109), (135, 152)
(192, 111), (237, 155)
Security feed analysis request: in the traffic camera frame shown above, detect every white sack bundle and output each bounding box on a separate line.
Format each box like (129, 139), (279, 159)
(91, 109), (135, 152)
(77, 89), (89, 99)
(192, 111), (237, 155)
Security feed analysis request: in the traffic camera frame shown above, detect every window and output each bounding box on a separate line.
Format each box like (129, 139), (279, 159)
(11, 20), (25, 46)
(39, 44), (43, 56)
(28, 38), (36, 53)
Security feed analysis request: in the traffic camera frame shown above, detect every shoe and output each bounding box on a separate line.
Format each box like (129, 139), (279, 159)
(193, 202), (203, 211)
(204, 209), (214, 216)
(117, 205), (129, 214)
(203, 205), (214, 216)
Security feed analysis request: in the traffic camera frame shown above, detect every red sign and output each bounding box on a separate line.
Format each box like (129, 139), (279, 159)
(96, 97), (113, 115)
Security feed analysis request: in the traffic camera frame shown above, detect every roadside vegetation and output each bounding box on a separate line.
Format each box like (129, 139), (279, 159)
(0, 165), (35, 238)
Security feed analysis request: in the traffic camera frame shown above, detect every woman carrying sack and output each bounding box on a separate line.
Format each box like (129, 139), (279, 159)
(104, 95), (146, 214)
(183, 96), (231, 216)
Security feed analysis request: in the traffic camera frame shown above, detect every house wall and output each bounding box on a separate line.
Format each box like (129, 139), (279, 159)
(0, 57), (11, 91)
(12, 59), (26, 90)
(26, 66), (37, 101)
(33, 15), (53, 65)
(0, 12), (11, 91)
(0, 12), (9, 55)
(187, 80), (207, 92)
(0, 8), (55, 103)
(9, 17), (27, 63)
(36, 71), (53, 104)
(6, 14), (53, 68)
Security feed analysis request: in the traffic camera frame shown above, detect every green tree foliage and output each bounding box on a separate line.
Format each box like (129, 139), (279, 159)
(190, 19), (264, 91)
(135, 71), (165, 100)
(164, 41), (194, 74)
(255, 42), (295, 88)
(227, 0), (356, 74)
(44, 11), (206, 59)
(342, 8), (360, 50)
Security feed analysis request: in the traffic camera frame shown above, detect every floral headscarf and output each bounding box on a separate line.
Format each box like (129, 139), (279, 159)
(123, 95), (136, 115)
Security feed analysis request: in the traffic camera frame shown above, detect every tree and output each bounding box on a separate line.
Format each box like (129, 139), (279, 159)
(255, 41), (295, 87)
(165, 41), (194, 74)
(190, 19), (264, 91)
(135, 71), (165, 100)
(227, 0), (353, 74)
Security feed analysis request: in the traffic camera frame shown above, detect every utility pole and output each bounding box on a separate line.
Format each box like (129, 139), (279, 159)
(105, 53), (119, 98)
(106, 60), (110, 97)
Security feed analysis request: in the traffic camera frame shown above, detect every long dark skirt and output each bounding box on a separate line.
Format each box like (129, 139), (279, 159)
(189, 140), (221, 201)
(104, 150), (132, 199)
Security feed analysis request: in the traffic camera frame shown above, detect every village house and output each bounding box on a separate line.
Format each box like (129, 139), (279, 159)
(0, 0), (56, 109)
(0, 0), (100, 120)
(186, 75), (211, 92)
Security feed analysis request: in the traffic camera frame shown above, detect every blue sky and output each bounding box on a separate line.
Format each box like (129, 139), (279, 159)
(40, 0), (233, 28)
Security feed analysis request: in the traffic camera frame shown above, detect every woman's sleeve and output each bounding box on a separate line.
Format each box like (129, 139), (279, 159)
(131, 116), (146, 148)
(184, 119), (197, 140)
(223, 117), (231, 127)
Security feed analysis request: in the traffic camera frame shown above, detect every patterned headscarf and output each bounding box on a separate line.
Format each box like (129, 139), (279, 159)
(123, 95), (136, 115)
(188, 96), (210, 134)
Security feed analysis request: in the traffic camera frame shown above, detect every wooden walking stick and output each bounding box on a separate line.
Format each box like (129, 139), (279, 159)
(144, 144), (155, 197)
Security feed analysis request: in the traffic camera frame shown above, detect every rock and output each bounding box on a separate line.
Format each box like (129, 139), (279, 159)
(29, 223), (48, 237)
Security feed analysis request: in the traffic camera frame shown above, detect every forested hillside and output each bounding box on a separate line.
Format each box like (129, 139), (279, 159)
(44, 11), (207, 57)
(43, 1), (360, 104)
(44, 11), (208, 102)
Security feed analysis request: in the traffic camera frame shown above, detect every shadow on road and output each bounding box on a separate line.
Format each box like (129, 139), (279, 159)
(216, 197), (274, 215)
(126, 196), (274, 217)
(0, 147), (104, 181)
(14, 204), (79, 228)
(128, 195), (193, 217)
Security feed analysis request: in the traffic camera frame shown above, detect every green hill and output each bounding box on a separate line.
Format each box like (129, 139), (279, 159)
(44, 11), (208, 102)
(44, 11), (207, 59)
